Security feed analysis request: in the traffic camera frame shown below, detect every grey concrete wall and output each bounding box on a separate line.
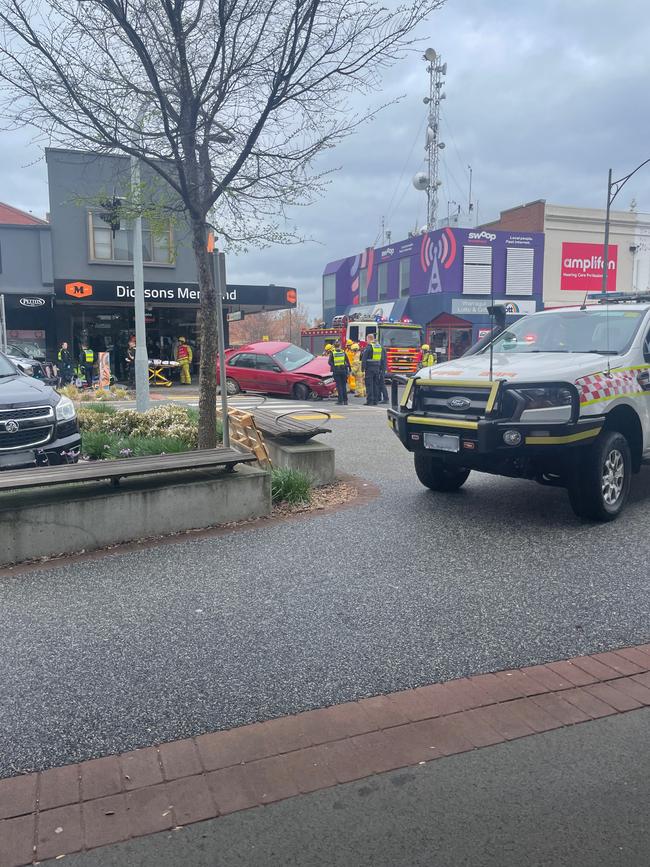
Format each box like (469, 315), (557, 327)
(45, 148), (197, 284)
(265, 438), (335, 486)
(0, 464), (270, 567)
(0, 226), (53, 294)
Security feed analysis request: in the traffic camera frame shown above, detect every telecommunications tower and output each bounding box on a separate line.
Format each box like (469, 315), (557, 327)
(412, 48), (447, 230)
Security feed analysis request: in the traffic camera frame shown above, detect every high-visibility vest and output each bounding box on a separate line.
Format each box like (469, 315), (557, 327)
(421, 351), (436, 367)
(83, 349), (94, 363)
(370, 344), (383, 362)
(331, 350), (347, 368)
(57, 349), (65, 361)
(177, 344), (190, 360)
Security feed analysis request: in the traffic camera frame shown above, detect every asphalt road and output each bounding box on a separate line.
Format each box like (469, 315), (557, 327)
(2, 397), (650, 776)
(48, 709), (650, 867)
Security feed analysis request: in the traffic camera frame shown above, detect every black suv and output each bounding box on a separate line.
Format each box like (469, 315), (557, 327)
(0, 350), (81, 470)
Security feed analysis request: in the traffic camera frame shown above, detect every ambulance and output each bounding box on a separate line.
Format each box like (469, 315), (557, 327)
(388, 294), (650, 521)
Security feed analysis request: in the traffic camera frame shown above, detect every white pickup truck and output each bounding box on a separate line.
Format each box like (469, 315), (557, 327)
(388, 295), (650, 521)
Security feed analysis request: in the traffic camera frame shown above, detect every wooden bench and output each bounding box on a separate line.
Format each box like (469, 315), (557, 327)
(0, 447), (255, 493)
(252, 408), (331, 442)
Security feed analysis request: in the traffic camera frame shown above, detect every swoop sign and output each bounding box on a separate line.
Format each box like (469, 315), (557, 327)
(561, 242), (617, 291)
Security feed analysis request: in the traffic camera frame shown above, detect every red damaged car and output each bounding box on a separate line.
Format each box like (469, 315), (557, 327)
(217, 341), (337, 399)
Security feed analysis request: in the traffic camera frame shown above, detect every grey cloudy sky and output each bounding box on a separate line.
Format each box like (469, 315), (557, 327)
(3, 0), (649, 317)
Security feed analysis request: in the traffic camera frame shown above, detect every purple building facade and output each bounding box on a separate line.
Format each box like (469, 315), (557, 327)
(323, 227), (545, 362)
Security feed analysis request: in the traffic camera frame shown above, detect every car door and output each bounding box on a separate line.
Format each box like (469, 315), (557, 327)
(254, 354), (290, 395)
(227, 352), (257, 391)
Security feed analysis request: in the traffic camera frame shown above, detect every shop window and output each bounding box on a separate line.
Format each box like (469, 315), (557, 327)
(399, 257), (410, 296)
(377, 262), (388, 300)
(462, 245), (492, 295)
(359, 267), (368, 303)
(89, 212), (174, 265)
(322, 274), (336, 308)
(505, 247), (534, 296)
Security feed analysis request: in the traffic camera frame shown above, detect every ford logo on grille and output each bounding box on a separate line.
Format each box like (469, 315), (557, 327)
(447, 396), (471, 411)
(4, 420), (19, 433)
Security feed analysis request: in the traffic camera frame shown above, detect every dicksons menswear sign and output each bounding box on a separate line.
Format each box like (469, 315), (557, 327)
(54, 280), (297, 308)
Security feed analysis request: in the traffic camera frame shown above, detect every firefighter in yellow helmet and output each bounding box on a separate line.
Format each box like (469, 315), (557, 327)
(350, 342), (365, 397)
(323, 343), (334, 356)
(345, 338), (356, 393)
(419, 343), (436, 369)
(176, 336), (193, 384)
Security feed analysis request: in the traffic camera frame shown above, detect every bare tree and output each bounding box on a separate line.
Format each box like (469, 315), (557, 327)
(229, 303), (313, 345)
(0, 0), (442, 446)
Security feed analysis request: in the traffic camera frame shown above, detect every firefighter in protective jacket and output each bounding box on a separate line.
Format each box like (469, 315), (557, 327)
(176, 336), (193, 384)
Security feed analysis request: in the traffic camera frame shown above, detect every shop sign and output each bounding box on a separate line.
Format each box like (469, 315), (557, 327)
(477, 328), (491, 339)
(452, 298), (537, 317)
(561, 242), (617, 291)
(19, 297), (47, 308)
(55, 279), (298, 309)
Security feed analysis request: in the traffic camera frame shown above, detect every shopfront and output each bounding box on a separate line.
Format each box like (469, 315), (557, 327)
(2, 293), (55, 360)
(54, 278), (297, 382)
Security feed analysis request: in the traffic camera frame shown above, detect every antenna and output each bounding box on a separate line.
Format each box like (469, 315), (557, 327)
(412, 48), (447, 229)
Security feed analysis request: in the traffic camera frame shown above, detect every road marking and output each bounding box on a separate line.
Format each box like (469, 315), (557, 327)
(292, 413), (344, 420)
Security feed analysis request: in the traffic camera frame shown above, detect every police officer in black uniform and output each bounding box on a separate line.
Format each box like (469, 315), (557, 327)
(57, 341), (73, 385)
(361, 333), (385, 406)
(328, 340), (351, 405)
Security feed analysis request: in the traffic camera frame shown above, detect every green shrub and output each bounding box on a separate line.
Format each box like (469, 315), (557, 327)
(59, 384), (131, 402)
(271, 467), (312, 505)
(85, 402), (117, 414)
(104, 435), (193, 459)
(81, 430), (114, 459)
(77, 404), (200, 447)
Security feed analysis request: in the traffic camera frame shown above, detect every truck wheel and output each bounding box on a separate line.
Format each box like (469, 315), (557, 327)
(414, 452), (470, 492)
(567, 430), (631, 521)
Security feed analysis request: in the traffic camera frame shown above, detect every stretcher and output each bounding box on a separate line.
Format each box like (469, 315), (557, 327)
(148, 359), (180, 387)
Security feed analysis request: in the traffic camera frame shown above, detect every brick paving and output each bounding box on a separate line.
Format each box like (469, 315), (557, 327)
(1, 644), (649, 866)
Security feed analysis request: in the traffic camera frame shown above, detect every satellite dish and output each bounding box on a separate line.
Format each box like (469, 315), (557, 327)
(425, 126), (435, 146)
(438, 141), (446, 149)
(412, 172), (429, 191)
(437, 62), (447, 75)
(424, 47), (437, 62)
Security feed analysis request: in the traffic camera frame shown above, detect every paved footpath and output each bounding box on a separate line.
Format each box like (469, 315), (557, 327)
(1, 645), (650, 865)
(1, 401), (650, 864)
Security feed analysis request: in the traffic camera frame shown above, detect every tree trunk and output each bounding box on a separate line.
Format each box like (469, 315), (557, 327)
(191, 216), (219, 449)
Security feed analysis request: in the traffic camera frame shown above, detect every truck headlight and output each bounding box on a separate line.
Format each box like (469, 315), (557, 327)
(55, 395), (77, 421)
(511, 386), (574, 422)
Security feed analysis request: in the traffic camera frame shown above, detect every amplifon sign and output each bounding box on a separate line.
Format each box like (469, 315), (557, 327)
(561, 242), (617, 291)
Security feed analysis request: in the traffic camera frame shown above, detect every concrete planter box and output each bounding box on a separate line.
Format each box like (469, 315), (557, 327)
(0, 464), (270, 568)
(265, 437), (335, 486)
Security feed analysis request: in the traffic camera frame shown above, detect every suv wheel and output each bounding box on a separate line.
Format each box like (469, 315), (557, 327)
(414, 452), (470, 492)
(567, 430), (631, 521)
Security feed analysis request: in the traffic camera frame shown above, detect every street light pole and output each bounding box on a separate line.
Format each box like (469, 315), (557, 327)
(131, 149), (149, 411)
(602, 168), (613, 294)
(602, 158), (650, 294)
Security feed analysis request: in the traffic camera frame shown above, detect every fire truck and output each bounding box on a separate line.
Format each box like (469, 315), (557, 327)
(301, 314), (423, 376)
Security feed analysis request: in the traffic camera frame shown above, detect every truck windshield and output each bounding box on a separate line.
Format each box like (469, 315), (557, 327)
(484, 310), (646, 355)
(379, 327), (421, 348)
(273, 344), (315, 371)
(0, 353), (17, 376)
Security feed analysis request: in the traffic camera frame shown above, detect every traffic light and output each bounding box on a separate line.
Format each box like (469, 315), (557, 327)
(99, 196), (123, 236)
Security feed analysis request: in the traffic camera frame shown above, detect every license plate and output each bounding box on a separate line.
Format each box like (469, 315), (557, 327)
(0, 450), (37, 469)
(423, 433), (460, 453)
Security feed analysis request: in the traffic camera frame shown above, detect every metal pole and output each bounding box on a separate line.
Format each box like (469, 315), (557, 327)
(468, 164), (473, 224)
(602, 168), (612, 294)
(215, 251), (230, 448)
(0, 294), (6, 353)
(131, 153), (150, 411)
